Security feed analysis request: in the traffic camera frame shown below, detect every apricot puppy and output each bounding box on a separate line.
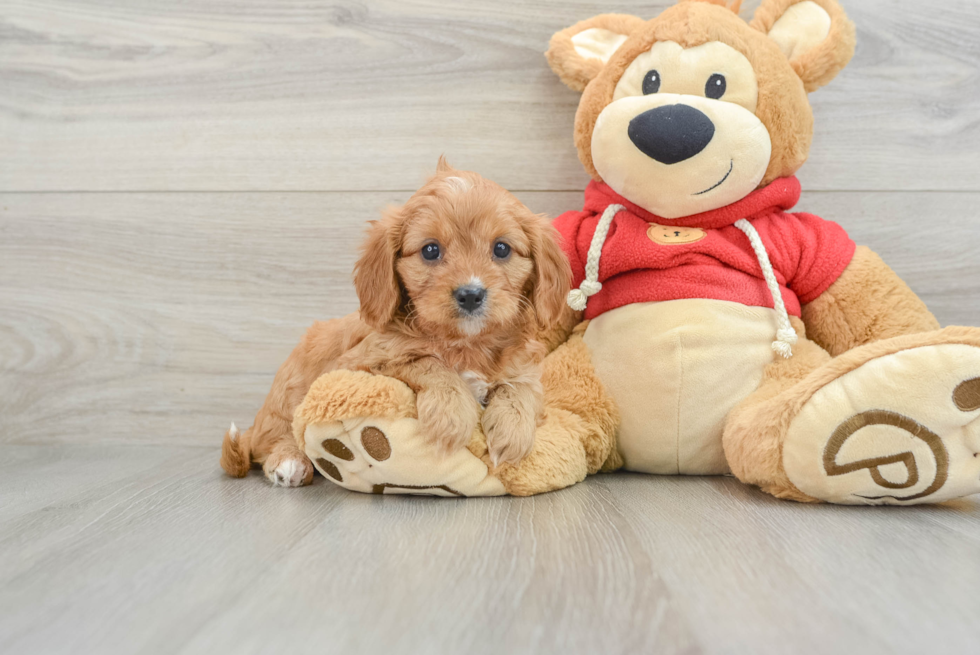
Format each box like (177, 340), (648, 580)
(343, 160), (571, 465)
(221, 160), (571, 484)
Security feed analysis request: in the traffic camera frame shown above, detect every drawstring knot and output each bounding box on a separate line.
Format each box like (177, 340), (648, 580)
(772, 327), (800, 359)
(734, 218), (798, 358)
(567, 280), (603, 311)
(566, 204), (625, 312)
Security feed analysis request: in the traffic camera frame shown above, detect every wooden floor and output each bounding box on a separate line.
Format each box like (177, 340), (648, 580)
(2, 0), (980, 653)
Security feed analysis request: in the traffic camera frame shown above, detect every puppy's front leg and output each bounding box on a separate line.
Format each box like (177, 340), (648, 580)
(390, 358), (480, 455)
(483, 368), (543, 467)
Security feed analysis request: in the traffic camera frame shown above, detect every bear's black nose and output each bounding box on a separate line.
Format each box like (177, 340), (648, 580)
(627, 104), (716, 165)
(454, 285), (487, 314)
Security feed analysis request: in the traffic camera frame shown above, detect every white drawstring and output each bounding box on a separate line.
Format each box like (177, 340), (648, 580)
(734, 218), (798, 358)
(566, 204), (797, 359)
(566, 204), (625, 311)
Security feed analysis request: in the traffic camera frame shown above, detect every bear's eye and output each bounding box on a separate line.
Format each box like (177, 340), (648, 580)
(706, 74), (726, 100)
(421, 242), (441, 261)
(492, 241), (511, 260)
(642, 70), (661, 95)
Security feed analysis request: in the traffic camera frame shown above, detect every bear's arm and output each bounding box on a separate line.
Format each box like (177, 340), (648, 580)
(801, 246), (940, 357)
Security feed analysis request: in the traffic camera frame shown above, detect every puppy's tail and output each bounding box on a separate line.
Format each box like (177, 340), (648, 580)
(220, 422), (252, 478)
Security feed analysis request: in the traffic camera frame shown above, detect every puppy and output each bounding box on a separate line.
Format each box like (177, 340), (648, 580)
(221, 160), (572, 486)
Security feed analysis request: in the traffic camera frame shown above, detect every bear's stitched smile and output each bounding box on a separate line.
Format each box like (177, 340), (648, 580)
(694, 159), (734, 196)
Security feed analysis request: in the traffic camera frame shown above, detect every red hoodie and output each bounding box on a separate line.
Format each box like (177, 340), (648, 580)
(554, 177), (856, 320)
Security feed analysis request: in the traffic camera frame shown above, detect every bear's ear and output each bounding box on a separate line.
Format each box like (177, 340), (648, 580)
(751, 0), (856, 92)
(546, 14), (646, 92)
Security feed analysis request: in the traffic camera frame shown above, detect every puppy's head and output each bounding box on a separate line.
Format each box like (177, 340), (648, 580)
(354, 159), (570, 339)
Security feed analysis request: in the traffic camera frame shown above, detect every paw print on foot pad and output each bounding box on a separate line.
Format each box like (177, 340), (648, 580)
(302, 417), (506, 497)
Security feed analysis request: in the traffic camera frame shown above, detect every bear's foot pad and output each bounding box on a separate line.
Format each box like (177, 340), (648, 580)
(304, 418), (505, 497)
(784, 340), (980, 505)
(295, 371), (505, 497)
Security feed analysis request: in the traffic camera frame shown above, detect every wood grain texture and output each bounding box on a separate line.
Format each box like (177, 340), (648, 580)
(2, 1), (980, 652)
(2, 0), (980, 192)
(0, 447), (976, 655)
(2, 191), (978, 448)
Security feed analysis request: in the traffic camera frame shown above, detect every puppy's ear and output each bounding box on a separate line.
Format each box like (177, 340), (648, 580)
(354, 206), (404, 330)
(525, 213), (572, 330)
(751, 0), (856, 92)
(436, 155), (454, 173)
(546, 14), (645, 92)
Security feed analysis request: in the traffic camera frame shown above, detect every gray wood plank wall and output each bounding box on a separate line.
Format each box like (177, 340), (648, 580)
(3, 0), (980, 192)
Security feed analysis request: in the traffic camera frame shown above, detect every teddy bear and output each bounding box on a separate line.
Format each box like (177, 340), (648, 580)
(293, 0), (980, 505)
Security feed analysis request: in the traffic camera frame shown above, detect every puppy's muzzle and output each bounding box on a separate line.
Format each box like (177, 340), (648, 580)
(627, 104), (715, 165)
(454, 285), (487, 315)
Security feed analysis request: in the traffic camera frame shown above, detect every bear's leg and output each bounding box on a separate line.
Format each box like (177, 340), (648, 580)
(493, 324), (620, 495)
(295, 324), (620, 497)
(725, 323), (980, 505)
(723, 318), (832, 502)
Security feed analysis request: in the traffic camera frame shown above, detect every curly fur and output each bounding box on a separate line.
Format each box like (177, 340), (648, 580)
(221, 161), (573, 479)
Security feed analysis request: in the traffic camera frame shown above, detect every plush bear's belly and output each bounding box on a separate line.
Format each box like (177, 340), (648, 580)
(583, 299), (780, 475)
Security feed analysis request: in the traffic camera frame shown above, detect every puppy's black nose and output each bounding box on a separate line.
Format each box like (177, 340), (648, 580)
(454, 286), (487, 313)
(628, 104), (715, 165)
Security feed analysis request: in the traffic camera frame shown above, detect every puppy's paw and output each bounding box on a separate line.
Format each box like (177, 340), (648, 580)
(416, 388), (479, 455)
(482, 401), (536, 467)
(263, 451), (315, 488)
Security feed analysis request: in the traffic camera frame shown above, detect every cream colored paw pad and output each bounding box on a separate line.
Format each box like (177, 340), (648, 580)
(302, 417), (506, 497)
(784, 344), (980, 505)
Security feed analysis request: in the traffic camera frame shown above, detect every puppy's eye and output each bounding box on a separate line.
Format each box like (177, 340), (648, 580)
(421, 242), (441, 261)
(706, 74), (726, 100)
(492, 241), (511, 260)
(642, 70), (661, 95)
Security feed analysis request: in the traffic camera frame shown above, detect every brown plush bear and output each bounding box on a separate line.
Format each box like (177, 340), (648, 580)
(293, 0), (980, 504)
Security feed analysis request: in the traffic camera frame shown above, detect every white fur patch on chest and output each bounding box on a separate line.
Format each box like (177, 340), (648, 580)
(460, 370), (490, 406)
